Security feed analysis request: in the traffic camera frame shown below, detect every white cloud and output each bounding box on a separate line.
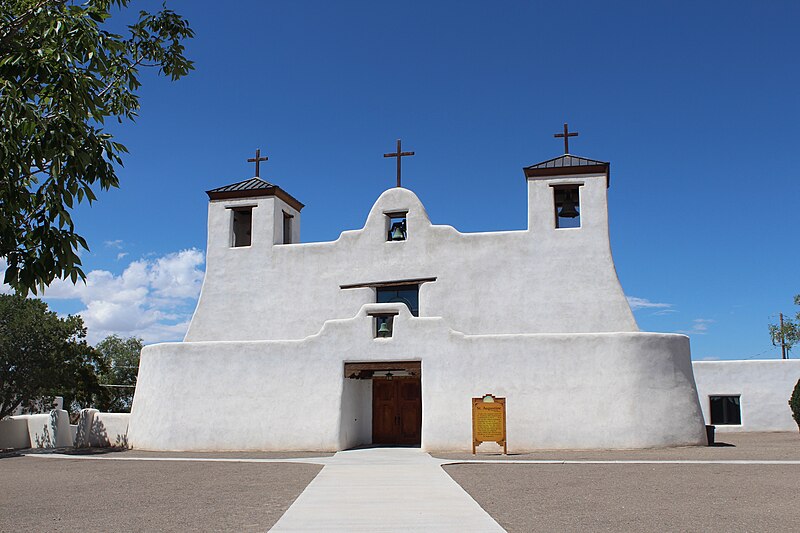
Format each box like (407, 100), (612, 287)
(627, 296), (673, 311)
(116, 252), (129, 261)
(677, 318), (715, 336)
(104, 239), (124, 249)
(39, 249), (205, 344)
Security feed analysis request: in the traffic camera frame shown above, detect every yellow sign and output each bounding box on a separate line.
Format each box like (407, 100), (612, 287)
(472, 394), (507, 454)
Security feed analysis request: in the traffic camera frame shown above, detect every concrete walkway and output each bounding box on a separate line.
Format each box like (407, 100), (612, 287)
(269, 447), (505, 532)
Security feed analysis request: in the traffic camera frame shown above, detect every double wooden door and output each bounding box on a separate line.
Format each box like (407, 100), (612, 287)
(372, 377), (421, 445)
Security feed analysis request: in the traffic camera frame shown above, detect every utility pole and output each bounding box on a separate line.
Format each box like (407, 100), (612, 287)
(780, 312), (787, 359)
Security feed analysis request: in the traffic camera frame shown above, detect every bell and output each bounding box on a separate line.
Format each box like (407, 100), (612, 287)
(558, 193), (579, 218)
(377, 321), (391, 337)
(389, 221), (406, 241)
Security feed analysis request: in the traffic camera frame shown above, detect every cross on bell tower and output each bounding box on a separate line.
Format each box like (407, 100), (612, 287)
(554, 123), (579, 154)
(383, 139), (415, 188)
(247, 148), (269, 178)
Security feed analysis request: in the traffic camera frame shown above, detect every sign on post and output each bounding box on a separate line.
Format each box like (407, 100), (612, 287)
(472, 393), (507, 454)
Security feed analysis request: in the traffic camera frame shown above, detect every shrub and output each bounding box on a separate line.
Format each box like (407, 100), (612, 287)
(790, 378), (800, 432)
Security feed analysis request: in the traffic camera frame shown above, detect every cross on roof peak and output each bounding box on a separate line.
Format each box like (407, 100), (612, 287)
(247, 148), (269, 178)
(383, 139), (415, 188)
(554, 123), (579, 154)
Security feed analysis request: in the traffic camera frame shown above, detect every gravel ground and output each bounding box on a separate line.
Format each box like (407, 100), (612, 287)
(0, 456), (321, 532)
(445, 463), (800, 532)
(443, 432), (800, 532)
(436, 431), (800, 461)
(116, 449), (333, 460)
(2, 433), (797, 532)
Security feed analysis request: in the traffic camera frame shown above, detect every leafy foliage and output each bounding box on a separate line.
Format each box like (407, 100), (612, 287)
(0, 0), (193, 294)
(768, 295), (800, 357)
(0, 293), (106, 419)
(790, 378), (800, 432)
(94, 334), (141, 412)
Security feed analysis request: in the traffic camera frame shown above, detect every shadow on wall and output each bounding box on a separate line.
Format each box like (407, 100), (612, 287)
(90, 416), (129, 449)
(75, 409), (130, 449)
(33, 420), (53, 448)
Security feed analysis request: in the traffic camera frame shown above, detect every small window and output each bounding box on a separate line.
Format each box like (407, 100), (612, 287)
(231, 207), (252, 247)
(386, 212), (407, 241)
(377, 284), (419, 316)
(553, 185), (581, 229)
(709, 395), (741, 425)
(283, 211), (293, 244)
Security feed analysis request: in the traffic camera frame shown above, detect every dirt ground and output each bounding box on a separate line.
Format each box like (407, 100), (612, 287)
(1, 433), (797, 532)
(0, 455), (321, 532)
(442, 432), (800, 532)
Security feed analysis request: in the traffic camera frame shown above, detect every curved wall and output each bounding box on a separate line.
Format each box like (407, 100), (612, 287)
(130, 306), (705, 452)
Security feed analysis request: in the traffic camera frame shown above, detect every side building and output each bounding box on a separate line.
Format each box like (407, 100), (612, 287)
(127, 152), (708, 451)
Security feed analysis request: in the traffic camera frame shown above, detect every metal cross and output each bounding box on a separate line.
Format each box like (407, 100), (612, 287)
(383, 139), (415, 188)
(247, 148), (269, 178)
(554, 123), (579, 154)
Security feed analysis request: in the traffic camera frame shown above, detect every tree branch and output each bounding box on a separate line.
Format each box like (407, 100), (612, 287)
(0, 0), (69, 46)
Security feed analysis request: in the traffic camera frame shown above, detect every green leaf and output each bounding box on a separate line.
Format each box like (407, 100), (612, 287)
(0, 0), (194, 296)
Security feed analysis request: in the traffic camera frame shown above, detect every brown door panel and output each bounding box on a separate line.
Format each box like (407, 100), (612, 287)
(371, 377), (421, 445)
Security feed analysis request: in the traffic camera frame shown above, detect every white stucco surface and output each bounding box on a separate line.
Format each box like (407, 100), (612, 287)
(129, 303), (706, 451)
(76, 408), (130, 447)
(25, 410), (72, 448)
(0, 416), (31, 449)
(129, 167), (711, 451)
(186, 181), (637, 342)
(692, 360), (800, 432)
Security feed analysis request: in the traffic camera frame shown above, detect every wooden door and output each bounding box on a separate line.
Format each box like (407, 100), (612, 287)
(372, 377), (421, 445)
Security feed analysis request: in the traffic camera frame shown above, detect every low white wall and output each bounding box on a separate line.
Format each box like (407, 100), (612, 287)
(90, 413), (130, 447)
(26, 410), (72, 448)
(693, 360), (800, 432)
(0, 416), (31, 449)
(130, 304), (705, 451)
(75, 408), (98, 447)
(76, 409), (130, 448)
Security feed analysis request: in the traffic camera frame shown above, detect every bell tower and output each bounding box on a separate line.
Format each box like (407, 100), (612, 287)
(205, 177), (303, 250)
(523, 124), (611, 237)
(523, 154), (610, 235)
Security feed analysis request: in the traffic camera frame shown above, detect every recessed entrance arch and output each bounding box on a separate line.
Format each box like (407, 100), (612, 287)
(344, 361), (422, 446)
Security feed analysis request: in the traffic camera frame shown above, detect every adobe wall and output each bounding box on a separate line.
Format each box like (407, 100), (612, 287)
(130, 304), (704, 452)
(692, 360), (800, 432)
(186, 185), (636, 342)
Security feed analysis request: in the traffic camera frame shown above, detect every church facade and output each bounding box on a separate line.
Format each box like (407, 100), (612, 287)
(127, 151), (707, 451)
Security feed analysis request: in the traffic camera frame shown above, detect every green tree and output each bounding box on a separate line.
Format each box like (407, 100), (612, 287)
(0, 0), (193, 294)
(0, 294), (106, 419)
(769, 295), (800, 358)
(790, 378), (800, 432)
(94, 334), (141, 412)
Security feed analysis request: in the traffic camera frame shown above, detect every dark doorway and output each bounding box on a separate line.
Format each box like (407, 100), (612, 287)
(372, 377), (421, 445)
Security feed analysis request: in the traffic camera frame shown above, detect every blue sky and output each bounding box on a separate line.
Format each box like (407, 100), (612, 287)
(14, 1), (800, 359)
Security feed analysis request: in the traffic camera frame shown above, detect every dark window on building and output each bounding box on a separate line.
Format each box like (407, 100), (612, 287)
(553, 185), (581, 229)
(709, 395), (741, 425)
(231, 207), (252, 247)
(283, 211), (293, 244)
(386, 212), (407, 241)
(377, 284), (419, 316)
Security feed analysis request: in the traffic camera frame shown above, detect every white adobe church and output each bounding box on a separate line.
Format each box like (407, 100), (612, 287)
(127, 134), (709, 452)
